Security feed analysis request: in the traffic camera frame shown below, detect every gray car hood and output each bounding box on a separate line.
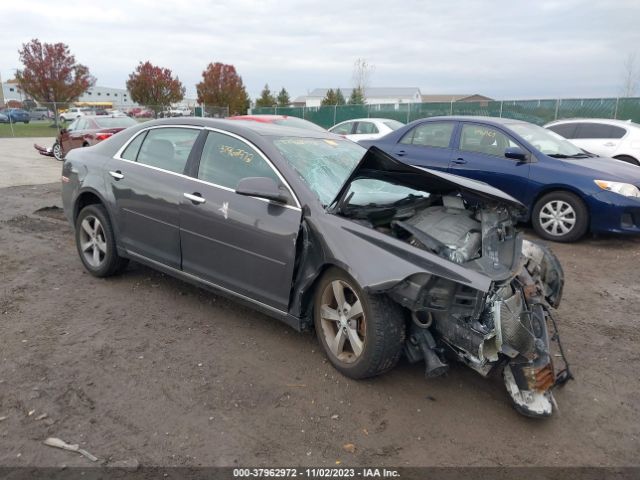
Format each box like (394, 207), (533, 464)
(330, 146), (525, 210)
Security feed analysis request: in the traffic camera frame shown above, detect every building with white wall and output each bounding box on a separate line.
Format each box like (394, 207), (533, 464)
(293, 87), (422, 107)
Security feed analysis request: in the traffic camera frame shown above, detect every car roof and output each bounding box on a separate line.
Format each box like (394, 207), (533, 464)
(419, 115), (528, 126)
(545, 118), (639, 127)
(137, 117), (335, 138)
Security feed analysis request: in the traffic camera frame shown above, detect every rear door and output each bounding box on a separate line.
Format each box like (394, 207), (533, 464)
(390, 120), (457, 171)
(105, 126), (202, 268)
(572, 122), (627, 157)
(448, 122), (531, 201)
(179, 129), (302, 311)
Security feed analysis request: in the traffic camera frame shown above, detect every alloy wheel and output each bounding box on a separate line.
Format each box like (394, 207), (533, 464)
(79, 215), (107, 268)
(53, 143), (63, 161)
(539, 200), (576, 236)
(319, 280), (366, 363)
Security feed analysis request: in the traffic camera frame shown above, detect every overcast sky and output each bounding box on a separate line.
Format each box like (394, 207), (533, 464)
(1, 0), (639, 101)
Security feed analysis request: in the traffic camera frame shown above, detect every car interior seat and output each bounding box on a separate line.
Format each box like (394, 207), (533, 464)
(142, 138), (175, 171)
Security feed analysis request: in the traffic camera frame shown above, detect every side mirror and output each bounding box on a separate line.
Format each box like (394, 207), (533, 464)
(505, 146), (528, 161)
(236, 177), (289, 204)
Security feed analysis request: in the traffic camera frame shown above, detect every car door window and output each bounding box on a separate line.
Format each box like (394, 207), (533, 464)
(136, 127), (200, 174)
(547, 123), (578, 139)
(120, 131), (148, 161)
(198, 131), (281, 191)
(330, 122), (354, 135)
(459, 124), (518, 157)
(400, 122), (455, 148)
(574, 123), (621, 139)
(75, 118), (88, 130)
(67, 119), (79, 131)
(355, 122), (379, 134)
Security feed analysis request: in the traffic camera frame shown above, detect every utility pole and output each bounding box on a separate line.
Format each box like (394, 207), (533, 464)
(0, 72), (5, 107)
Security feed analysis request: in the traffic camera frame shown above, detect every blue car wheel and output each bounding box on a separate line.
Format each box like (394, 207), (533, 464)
(532, 191), (589, 242)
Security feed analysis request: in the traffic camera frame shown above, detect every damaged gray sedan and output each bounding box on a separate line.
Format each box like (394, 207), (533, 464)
(61, 118), (571, 418)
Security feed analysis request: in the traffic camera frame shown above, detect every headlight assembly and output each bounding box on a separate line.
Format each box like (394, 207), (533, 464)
(594, 180), (640, 198)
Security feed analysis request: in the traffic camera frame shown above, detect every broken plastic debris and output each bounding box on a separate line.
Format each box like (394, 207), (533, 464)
(35, 413), (48, 421)
(330, 414), (339, 420)
(0, 416), (7, 422)
(43, 437), (98, 462)
(343, 443), (356, 453)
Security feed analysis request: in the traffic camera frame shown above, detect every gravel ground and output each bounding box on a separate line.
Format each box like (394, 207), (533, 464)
(0, 181), (639, 468)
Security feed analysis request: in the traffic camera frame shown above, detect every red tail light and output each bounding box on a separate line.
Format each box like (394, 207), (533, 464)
(95, 132), (113, 141)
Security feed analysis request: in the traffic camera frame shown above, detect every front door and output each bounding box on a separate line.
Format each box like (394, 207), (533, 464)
(448, 122), (532, 202)
(104, 126), (202, 268)
(180, 130), (301, 311)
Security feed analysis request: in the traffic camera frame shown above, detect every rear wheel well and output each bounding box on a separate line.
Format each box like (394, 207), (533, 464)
(74, 191), (103, 222)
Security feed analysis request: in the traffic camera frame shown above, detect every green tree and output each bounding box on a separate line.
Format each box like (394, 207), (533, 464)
(276, 87), (290, 107)
(348, 87), (365, 105)
(321, 88), (337, 106)
(335, 88), (346, 105)
(255, 84), (276, 108)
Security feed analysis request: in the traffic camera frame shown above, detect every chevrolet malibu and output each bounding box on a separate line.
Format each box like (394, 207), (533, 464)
(361, 116), (640, 242)
(62, 118), (571, 417)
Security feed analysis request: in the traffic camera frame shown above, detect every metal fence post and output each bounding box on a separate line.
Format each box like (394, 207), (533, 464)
(554, 99), (560, 120)
(407, 103), (411, 123)
(333, 105), (337, 126)
(499, 101), (503, 118)
(450, 100), (453, 115)
(614, 97), (619, 119)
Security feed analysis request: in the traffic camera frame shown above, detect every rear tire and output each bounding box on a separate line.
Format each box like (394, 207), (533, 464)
(314, 267), (405, 379)
(532, 191), (588, 242)
(613, 155), (640, 166)
(75, 204), (128, 277)
(53, 141), (63, 161)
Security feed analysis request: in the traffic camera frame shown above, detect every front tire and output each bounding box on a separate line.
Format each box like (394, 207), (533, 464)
(314, 268), (405, 379)
(532, 191), (588, 242)
(75, 205), (128, 277)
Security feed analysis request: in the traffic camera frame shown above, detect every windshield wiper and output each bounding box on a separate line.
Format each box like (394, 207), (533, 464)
(548, 153), (590, 159)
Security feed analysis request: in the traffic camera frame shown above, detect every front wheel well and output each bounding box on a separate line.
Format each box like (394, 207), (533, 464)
(74, 191), (103, 222)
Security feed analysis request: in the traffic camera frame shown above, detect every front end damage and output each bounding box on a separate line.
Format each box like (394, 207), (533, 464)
(385, 206), (571, 417)
(330, 147), (572, 418)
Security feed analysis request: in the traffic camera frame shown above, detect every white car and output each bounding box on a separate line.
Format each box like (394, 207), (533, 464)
(59, 107), (91, 122)
(329, 118), (404, 142)
(545, 118), (640, 166)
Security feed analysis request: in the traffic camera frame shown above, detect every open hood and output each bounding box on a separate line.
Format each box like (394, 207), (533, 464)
(329, 146), (526, 211)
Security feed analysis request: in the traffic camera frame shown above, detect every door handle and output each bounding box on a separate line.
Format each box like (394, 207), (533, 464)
(109, 170), (124, 180)
(603, 142), (615, 147)
(452, 158), (467, 164)
(184, 192), (206, 204)
(396, 150), (406, 157)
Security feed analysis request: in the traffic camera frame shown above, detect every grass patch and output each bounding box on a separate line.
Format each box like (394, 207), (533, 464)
(0, 121), (61, 138)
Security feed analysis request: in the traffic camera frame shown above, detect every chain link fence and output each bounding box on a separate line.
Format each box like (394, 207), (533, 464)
(0, 102), (229, 138)
(252, 97), (640, 128)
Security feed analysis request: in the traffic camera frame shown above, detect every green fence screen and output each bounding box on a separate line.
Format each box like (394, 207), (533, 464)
(253, 97), (640, 129)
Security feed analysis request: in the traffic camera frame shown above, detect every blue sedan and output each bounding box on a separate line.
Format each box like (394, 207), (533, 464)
(1, 108), (30, 124)
(360, 116), (640, 242)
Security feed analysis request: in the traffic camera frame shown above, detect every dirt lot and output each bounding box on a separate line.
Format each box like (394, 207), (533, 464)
(0, 181), (639, 468)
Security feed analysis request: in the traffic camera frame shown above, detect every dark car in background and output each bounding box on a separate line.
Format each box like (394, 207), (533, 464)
(361, 116), (640, 242)
(60, 118), (570, 418)
(227, 114), (326, 132)
(53, 115), (138, 161)
(1, 108), (30, 124)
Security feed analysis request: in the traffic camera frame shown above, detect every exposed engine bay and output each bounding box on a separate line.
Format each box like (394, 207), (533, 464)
(338, 189), (571, 417)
